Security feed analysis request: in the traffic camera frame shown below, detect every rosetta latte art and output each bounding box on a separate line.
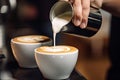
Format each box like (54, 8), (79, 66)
(41, 46), (70, 52)
(12, 35), (50, 43)
(36, 45), (78, 54)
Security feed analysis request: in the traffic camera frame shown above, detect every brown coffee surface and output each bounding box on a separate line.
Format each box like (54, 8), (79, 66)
(36, 45), (78, 54)
(12, 35), (51, 43)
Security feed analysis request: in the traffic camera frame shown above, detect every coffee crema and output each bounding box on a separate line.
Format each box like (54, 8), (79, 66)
(12, 35), (51, 43)
(35, 45), (78, 54)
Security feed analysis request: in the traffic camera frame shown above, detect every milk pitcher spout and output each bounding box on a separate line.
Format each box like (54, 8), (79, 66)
(50, 1), (102, 37)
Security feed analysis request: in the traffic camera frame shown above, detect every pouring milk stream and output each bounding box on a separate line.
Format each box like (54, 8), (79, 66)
(50, 1), (73, 46)
(52, 11), (72, 46)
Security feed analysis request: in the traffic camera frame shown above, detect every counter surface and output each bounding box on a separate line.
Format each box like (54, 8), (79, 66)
(0, 53), (86, 80)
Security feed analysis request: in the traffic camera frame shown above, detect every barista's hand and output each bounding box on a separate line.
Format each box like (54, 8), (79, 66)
(61, 0), (103, 28)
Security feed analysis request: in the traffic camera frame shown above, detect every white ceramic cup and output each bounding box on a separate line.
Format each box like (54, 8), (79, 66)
(35, 45), (78, 79)
(11, 35), (52, 68)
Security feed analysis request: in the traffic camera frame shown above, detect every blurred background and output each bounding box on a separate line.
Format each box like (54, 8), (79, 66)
(61, 10), (111, 80)
(0, 0), (112, 80)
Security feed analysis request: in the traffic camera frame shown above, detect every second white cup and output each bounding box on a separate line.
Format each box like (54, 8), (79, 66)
(11, 35), (52, 68)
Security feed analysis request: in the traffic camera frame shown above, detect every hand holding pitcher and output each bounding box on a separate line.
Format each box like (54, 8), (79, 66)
(61, 0), (103, 28)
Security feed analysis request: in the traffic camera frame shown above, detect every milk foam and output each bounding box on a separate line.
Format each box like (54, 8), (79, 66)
(42, 46), (70, 52)
(36, 46), (78, 54)
(13, 35), (49, 43)
(52, 11), (72, 33)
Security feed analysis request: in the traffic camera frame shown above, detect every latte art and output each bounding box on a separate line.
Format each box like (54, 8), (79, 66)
(12, 35), (51, 43)
(36, 45), (78, 54)
(41, 46), (70, 52)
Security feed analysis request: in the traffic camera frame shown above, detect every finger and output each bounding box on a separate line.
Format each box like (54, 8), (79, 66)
(90, 0), (95, 2)
(95, 0), (103, 7)
(80, 0), (90, 28)
(72, 0), (82, 26)
(59, 0), (67, 1)
(90, 0), (103, 8)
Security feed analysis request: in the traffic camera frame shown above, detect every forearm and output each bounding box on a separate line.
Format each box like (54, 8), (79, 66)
(102, 0), (120, 17)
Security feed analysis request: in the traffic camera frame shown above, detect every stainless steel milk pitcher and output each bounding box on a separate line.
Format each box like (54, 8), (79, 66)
(50, 1), (102, 37)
